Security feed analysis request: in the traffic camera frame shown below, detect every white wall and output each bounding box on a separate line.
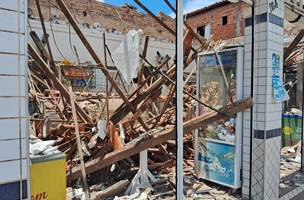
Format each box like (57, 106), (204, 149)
(28, 19), (175, 91)
(0, 0), (29, 199)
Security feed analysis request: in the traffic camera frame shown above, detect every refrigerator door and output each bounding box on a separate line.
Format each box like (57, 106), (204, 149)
(195, 47), (243, 188)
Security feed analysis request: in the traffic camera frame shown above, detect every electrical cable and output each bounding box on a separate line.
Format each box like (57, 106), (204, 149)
(68, 23), (78, 60)
(48, 1), (66, 60)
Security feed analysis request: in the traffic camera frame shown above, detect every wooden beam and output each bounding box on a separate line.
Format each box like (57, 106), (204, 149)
(103, 32), (110, 122)
(68, 86), (90, 199)
(67, 97), (252, 181)
(151, 84), (175, 129)
(284, 29), (304, 61)
(29, 44), (93, 124)
(91, 180), (129, 200)
(55, 0), (150, 129)
(138, 35), (150, 95)
(34, 0), (57, 74)
(133, 0), (175, 35)
(110, 57), (171, 123)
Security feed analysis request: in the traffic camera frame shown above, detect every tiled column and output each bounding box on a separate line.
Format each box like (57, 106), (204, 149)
(0, 1), (29, 200)
(242, 0), (284, 199)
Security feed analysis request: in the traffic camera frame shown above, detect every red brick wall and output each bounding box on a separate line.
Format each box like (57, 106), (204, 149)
(186, 3), (248, 41)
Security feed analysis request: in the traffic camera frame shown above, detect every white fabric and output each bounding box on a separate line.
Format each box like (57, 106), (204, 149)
(112, 30), (143, 83)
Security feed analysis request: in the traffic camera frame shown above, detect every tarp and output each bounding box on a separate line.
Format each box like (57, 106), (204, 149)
(112, 30), (143, 83)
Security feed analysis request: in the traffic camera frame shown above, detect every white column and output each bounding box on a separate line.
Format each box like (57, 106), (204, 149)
(242, 0), (284, 199)
(0, 0), (29, 199)
(176, 0), (184, 199)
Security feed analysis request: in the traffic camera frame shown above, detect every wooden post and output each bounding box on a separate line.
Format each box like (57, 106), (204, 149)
(68, 86), (90, 199)
(103, 32), (110, 122)
(34, 0), (57, 74)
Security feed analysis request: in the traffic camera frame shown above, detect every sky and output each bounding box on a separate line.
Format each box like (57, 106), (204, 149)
(98, 0), (220, 16)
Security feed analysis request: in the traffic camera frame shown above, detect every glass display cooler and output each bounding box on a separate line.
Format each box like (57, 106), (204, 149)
(195, 47), (243, 188)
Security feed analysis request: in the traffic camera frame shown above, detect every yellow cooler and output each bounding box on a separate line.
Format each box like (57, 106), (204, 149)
(30, 153), (66, 200)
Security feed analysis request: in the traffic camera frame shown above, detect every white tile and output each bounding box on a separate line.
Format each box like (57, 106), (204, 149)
(242, 186), (249, 196)
(244, 52), (252, 61)
(0, 118), (26, 140)
(19, 35), (25, 55)
(245, 27), (252, 36)
(19, 13), (25, 33)
(21, 138), (28, 159)
(0, 139), (20, 161)
(0, 1), (18, 11)
(255, 23), (267, 33)
(0, 53), (21, 75)
(0, 76), (25, 96)
(0, 32), (19, 54)
(256, 112), (266, 121)
(0, 139), (27, 161)
(0, 160), (20, 183)
(0, 159), (27, 184)
(0, 10), (18, 32)
(20, 55), (25, 75)
(0, 97), (20, 118)
(256, 121), (265, 130)
(243, 112), (251, 120)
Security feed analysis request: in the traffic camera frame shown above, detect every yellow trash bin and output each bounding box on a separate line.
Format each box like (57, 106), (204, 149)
(30, 153), (66, 200)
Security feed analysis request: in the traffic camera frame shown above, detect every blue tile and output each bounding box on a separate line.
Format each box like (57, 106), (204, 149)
(0, 180), (27, 200)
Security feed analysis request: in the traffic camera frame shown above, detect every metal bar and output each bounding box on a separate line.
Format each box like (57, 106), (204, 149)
(176, 0), (183, 198)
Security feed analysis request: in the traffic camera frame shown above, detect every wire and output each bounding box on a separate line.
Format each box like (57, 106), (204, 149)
(48, 1), (66, 60)
(68, 23), (78, 60)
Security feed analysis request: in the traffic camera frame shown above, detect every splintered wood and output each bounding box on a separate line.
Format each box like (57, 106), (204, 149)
(28, 0), (252, 198)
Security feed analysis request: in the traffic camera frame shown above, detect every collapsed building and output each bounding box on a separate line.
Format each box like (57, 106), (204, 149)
(0, 0), (304, 200)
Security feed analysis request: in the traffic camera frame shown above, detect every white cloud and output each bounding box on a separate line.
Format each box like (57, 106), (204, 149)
(96, 0), (105, 2)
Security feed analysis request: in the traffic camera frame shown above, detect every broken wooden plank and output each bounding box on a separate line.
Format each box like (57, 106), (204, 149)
(103, 32), (110, 123)
(133, 0), (175, 35)
(284, 29), (304, 61)
(110, 57), (171, 123)
(91, 180), (129, 200)
(34, 0), (57, 74)
(67, 97), (252, 181)
(55, 0), (149, 129)
(29, 44), (93, 124)
(68, 86), (90, 199)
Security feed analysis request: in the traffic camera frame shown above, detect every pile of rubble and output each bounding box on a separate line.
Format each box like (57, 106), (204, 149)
(28, 0), (252, 199)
